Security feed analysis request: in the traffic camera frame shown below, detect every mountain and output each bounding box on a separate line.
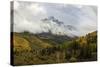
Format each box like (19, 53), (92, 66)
(64, 25), (77, 31)
(13, 31), (75, 46)
(41, 16), (78, 36)
(42, 16), (64, 26)
(13, 32), (53, 51)
(13, 31), (97, 51)
(36, 32), (76, 44)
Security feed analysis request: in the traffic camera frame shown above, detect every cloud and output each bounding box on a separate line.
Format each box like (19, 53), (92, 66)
(77, 6), (97, 35)
(28, 3), (46, 15)
(13, 1), (97, 36)
(13, 1), (48, 33)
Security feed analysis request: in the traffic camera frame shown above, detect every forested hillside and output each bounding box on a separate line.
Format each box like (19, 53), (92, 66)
(12, 31), (97, 65)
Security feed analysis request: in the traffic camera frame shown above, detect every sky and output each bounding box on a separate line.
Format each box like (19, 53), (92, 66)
(12, 1), (97, 36)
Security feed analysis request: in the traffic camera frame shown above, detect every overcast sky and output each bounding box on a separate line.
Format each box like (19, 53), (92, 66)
(13, 1), (97, 36)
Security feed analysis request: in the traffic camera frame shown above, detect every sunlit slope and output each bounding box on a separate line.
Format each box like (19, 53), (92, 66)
(13, 32), (52, 52)
(13, 35), (31, 51)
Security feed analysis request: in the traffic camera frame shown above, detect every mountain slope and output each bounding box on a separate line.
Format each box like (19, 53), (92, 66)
(13, 34), (31, 51)
(13, 32), (53, 52)
(12, 31), (97, 65)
